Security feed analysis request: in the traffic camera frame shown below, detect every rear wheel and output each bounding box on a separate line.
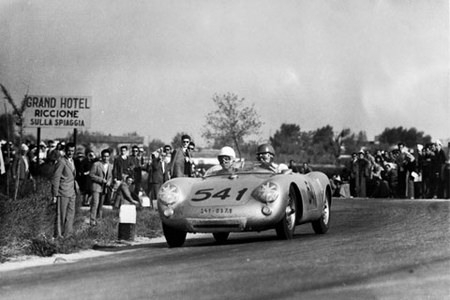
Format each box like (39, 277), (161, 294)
(275, 186), (297, 239)
(311, 191), (331, 234)
(213, 232), (230, 244)
(162, 223), (187, 247)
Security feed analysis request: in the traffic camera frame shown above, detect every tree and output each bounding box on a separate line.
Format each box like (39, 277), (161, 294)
(270, 123), (302, 155)
(377, 127), (431, 148)
(148, 138), (165, 152)
(0, 113), (15, 142)
(1, 84), (27, 138)
(202, 93), (263, 158)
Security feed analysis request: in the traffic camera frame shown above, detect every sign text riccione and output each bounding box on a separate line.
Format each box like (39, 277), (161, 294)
(23, 95), (92, 129)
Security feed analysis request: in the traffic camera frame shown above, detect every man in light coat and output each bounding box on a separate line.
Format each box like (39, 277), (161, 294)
(89, 149), (113, 226)
(51, 143), (78, 238)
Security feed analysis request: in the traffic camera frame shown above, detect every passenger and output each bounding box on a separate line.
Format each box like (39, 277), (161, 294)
(256, 144), (290, 173)
(205, 146), (237, 176)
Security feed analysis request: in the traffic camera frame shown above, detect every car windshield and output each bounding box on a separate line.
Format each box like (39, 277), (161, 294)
(204, 160), (275, 177)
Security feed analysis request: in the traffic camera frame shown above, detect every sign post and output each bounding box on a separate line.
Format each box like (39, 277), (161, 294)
(22, 95), (91, 177)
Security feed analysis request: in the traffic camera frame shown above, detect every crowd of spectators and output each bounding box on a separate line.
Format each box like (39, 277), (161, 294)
(1, 138), (449, 203)
(339, 141), (450, 199)
(288, 141), (450, 199)
(0, 135), (198, 204)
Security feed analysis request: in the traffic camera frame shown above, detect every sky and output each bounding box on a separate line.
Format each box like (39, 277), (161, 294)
(0, 0), (448, 146)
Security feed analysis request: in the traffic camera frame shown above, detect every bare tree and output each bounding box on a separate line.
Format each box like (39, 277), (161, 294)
(202, 93), (263, 158)
(1, 84), (29, 199)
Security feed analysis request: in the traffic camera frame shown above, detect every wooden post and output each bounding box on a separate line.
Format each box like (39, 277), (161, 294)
(4, 101), (10, 197)
(73, 128), (77, 146)
(36, 127), (41, 172)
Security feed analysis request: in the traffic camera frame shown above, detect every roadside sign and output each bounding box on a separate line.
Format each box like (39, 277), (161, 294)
(23, 95), (91, 129)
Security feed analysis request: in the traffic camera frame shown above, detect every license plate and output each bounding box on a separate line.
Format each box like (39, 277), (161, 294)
(200, 208), (233, 214)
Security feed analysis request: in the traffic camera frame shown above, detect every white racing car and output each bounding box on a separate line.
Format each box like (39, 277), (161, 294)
(157, 161), (332, 247)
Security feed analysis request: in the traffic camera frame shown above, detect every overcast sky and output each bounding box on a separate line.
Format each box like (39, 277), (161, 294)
(1, 0), (448, 146)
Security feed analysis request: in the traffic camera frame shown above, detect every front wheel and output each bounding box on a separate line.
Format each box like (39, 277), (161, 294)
(162, 223), (187, 247)
(311, 191), (331, 234)
(275, 186), (297, 240)
(213, 232), (230, 244)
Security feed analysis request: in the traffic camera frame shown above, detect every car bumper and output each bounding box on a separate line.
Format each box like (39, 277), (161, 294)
(159, 200), (285, 233)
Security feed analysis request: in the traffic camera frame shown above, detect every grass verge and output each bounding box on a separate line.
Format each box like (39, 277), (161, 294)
(0, 177), (162, 263)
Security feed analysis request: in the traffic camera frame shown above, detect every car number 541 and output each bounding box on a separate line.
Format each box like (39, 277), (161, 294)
(192, 187), (248, 202)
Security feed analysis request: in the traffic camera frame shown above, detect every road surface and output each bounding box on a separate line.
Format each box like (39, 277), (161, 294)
(1, 198), (449, 299)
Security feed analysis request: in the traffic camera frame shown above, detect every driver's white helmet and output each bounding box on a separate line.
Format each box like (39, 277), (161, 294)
(218, 146), (236, 159)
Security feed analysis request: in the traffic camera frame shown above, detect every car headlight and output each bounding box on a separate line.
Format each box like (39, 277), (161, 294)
(252, 181), (280, 203)
(158, 183), (181, 206)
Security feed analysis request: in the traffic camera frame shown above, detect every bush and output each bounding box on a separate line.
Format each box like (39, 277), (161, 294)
(0, 177), (162, 262)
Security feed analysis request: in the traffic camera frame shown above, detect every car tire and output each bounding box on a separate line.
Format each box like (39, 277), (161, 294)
(162, 223), (187, 247)
(311, 190), (331, 234)
(213, 232), (230, 244)
(275, 185), (297, 240)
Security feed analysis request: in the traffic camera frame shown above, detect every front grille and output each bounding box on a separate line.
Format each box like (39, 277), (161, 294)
(187, 218), (247, 232)
(193, 224), (242, 229)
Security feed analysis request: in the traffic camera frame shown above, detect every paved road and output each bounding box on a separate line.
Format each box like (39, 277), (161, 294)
(1, 198), (449, 299)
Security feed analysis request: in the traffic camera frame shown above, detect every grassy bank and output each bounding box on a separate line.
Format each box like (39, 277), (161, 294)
(0, 177), (162, 263)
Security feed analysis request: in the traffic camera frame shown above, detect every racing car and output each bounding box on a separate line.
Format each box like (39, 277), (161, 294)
(157, 161), (332, 247)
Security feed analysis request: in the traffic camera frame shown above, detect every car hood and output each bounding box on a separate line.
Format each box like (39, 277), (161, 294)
(187, 173), (274, 207)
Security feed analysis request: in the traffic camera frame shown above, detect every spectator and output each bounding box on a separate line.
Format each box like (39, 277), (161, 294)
(404, 150), (417, 199)
(113, 145), (132, 182)
(12, 144), (33, 194)
(434, 140), (447, 198)
(331, 175), (342, 197)
(80, 150), (96, 206)
(349, 152), (358, 197)
(37, 142), (47, 165)
(369, 155), (387, 198)
(395, 143), (408, 198)
(355, 150), (370, 197)
(288, 160), (300, 173)
(300, 162), (312, 174)
(0, 141), (5, 177)
(113, 175), (140, 209)
(51, 142), (78, 238)
(89, 149), (113, 226)
(138, 146), (146, 164)
(74, 150), (87, 203)
(47, 142), (64, 165)
(384, 162), (398, 198)
(129, 145), (143, 194)
(162, 145), (172, 165)
(187, 141), (196, 177)
(420, 145), (434, 198)
(46, 140), (56, 158)
(415, 144), (424, 198)
(147, 146), (171, 209)
(443, 153), (450, 199)
(169, 134), (192, 178)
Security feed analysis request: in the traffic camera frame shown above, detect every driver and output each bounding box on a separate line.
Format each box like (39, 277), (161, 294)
(205, 146), (236, 175)
(256, 144), (290, 173)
